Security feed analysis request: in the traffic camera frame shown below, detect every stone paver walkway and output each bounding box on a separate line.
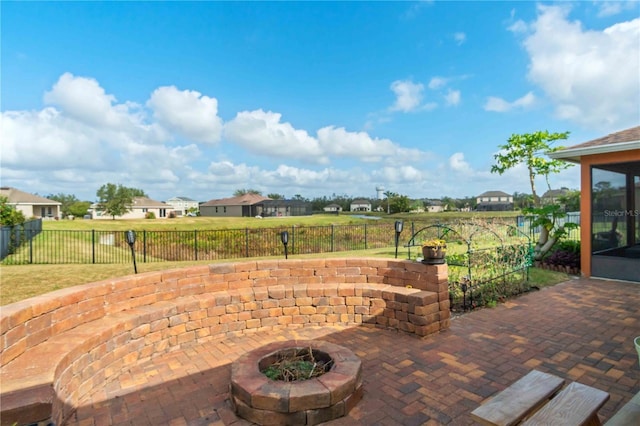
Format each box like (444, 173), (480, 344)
(69, 278), (640, 425)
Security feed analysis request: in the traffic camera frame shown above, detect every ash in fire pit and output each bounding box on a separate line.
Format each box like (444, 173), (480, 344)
(230, 340), (362, 425)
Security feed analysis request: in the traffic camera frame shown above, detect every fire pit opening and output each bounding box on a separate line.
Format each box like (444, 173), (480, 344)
(260, 347), (334, 382)
(230, 340), (362, 425)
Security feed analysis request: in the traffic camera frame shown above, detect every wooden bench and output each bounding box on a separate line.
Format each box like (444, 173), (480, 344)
(604, 390), (640, 425)
(471, 370), (610, 426)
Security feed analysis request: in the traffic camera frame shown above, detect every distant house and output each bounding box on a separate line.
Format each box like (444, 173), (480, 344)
(200, 194), (311, 217)
(90, 196), (171, 219)
(476, 191), (513, 211)
(350, 199), (371, 212)
(0, 187), (62, 219)
(323, 203), (342, 213)
(165, 196), (199, 216)
(425, 199), (445, 213)
(541, 188), (570, 205)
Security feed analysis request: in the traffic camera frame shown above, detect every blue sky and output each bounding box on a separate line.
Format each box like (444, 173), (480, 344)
(2, 1), (639, 203)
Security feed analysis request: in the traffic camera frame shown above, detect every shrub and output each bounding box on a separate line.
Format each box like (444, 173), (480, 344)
(145, 211), (156, 219)
(545, 248), (580, 269)
(554, 239), (580, 254)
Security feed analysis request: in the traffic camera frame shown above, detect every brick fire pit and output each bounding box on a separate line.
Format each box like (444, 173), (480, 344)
(230, 340), (363, 425)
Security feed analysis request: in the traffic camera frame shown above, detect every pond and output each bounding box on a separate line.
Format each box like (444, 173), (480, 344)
(351, 214), (381, 220)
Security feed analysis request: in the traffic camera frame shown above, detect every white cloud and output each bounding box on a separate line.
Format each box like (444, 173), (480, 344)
(454, 32), (466, 45)
(43, 72), (142, 130)
(224, 110), (419, 165)
(444, 89), (461, 106)
(389, 79), (425, 112)
(1, 107), (106, 170)
(596, 1), (637, 17)
(191, 160), (363, 196)
(520, 5), (640, 129)
(484, 91), (535, 112)
(1, 74), (208, 200)
(372, 165), (424, 185)
(147, 86), (223, 144)
(448, 152), (472, 173)
(508, 19), (528, 34)
(223, 109), (327, 163)
(317, 126), (398, 162)
(428, 77), (448, 90)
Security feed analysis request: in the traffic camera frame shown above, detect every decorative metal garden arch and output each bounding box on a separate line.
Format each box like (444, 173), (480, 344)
(404, 221), (532, 311)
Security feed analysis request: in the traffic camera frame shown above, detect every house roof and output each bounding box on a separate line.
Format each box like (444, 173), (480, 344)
(132, 197), (171, 208)
(325, 203), (342, 208)
(200, 193), (271, 207)
(166, 196), (197, 202)
(549, 126), (640, 162)
(477, 190), (511, 198)
(351, 199), (371, 204)
(0, 187), (62, 205)
(542, 188), (570, 198)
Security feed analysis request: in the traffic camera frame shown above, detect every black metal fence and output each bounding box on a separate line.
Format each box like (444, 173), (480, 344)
(0, 223), (399, 265)
(522, 211), (581, 242)
(0, 219), (43, 261)
(0, 214), (582, 266)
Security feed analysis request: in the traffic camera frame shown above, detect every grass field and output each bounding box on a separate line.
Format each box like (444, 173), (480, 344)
(42, 210), (521, 231)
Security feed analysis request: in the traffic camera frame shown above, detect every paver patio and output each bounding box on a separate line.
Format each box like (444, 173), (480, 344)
(68, 277), (639, 426)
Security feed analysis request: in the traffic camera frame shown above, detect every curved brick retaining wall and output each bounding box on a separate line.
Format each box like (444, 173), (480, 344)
(0, 258), (449, 426)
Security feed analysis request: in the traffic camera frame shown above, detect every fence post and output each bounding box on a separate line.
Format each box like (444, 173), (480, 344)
(194, 230), (198, 261)
(364, 223), (368, 250)
(291, 226), (295, 255)
(245, 228), (249, 257)
(92, 230), (96, 264)
(143, 230), (147, 263)
(331, 225), (335, 252)
(29, 228), (34, 264)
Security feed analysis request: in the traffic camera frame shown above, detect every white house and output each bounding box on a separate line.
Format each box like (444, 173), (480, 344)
(425, 199), (445, 213)
(350, 199), (371, 212)
(476, 191), (514, 211)
(0, 187), (62, 219)
(90, 196), (171, 219)
(323, 203), (342, 213)
(165, 196), (199, 216)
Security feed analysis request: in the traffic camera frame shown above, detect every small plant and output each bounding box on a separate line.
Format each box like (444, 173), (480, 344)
(261, 347), (333, 382)
(422, 239), (447, 249)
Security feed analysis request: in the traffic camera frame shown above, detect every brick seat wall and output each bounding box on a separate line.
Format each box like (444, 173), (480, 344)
(0, 258), (449, 426)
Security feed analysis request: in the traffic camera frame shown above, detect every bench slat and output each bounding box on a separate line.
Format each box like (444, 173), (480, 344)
(470, 370), (565, 426)
(522, 381), (609, 426)
(604, 390), (640, 426)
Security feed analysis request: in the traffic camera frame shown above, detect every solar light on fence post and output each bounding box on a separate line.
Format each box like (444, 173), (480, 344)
(125, 230), (138, 274)
(394, 220), (404, 258)
(280, 231), (289, 259)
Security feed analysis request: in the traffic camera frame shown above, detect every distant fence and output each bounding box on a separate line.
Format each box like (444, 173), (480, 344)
(0, 219), (43, 261)
(1, 223), (400, 265)
(521, 212), (581, 242)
